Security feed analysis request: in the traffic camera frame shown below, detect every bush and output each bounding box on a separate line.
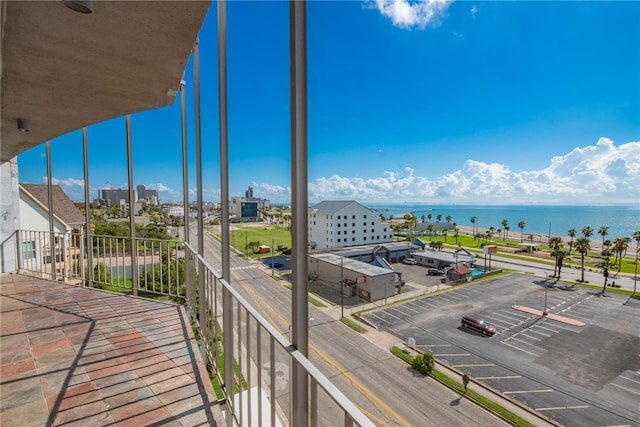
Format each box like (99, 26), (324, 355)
(411, 352), (435, 375)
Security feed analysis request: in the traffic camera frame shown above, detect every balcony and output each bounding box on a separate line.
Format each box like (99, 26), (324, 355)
(1, 1), (371, 425)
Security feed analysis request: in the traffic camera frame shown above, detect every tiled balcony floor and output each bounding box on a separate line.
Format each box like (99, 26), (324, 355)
(0, 273), (222, 426)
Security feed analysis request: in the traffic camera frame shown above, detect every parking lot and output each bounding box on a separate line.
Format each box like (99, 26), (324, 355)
(363, 272), (640, 427)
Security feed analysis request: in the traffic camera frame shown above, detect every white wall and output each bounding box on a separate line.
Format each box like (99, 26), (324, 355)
(0, 159), (20, 272)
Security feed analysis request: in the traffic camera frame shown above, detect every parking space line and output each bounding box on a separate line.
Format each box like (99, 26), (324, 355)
(475, 375), (521, 380)
(536, 405), (589, 411)
(504, 389), (553, 394)
(619, 375), (640, 385)
(611, 382), (640, 395)
(501, 340), (541, 357)
(452, 364), (494, 368)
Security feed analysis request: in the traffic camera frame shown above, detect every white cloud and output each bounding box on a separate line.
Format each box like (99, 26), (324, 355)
(49, 138), (639, 206)
(305, 138), (640, 204)
(371, 0), (453, 29)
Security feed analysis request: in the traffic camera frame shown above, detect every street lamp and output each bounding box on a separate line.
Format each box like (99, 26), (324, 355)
(271, 237), (275, 277)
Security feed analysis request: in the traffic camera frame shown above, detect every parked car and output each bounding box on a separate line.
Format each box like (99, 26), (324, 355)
(461, 315), (496, 336)
(427, 268), (444, 276)
(267, 261), (284, 268)
(402, 258), (417, 265)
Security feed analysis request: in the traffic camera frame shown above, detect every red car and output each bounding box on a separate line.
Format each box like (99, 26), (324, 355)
(461, 315), (496, 336)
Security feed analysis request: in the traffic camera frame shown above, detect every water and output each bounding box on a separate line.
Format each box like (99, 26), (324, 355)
(364, 204), (640, 241)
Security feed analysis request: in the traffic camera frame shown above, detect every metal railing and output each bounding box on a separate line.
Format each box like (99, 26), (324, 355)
(16, 229), (373, 426)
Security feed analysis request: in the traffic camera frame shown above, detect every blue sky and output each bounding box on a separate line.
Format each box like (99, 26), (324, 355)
(18, 0), (640, 205)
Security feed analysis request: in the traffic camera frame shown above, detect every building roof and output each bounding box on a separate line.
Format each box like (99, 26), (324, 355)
(20, 184), (85, 227)
(310, 200), (365, 214)
(1, 1), (211, 163)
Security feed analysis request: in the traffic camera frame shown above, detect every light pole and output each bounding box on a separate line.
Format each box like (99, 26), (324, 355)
(245, 230), (248, 259)
(271, 237), (275, 277)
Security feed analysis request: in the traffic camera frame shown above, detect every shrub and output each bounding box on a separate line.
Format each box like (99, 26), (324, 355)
(411, 352), (435, 375)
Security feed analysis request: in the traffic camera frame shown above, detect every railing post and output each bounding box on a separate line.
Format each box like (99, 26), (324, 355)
(82, 127), (94, 287)
(290, 0), (309, 424)
(46, 140), (56, 281)
(126, 115), (139, 296)
(216, 1), (234, 423)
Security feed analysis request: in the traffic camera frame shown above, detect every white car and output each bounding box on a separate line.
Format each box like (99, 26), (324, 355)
(402, 258), (417, 265)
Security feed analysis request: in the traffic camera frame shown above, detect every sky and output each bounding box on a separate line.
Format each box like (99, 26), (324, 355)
(17, 0), (640, 206)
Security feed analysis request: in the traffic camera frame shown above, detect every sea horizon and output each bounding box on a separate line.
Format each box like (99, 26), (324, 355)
(361, 203), (639, 241)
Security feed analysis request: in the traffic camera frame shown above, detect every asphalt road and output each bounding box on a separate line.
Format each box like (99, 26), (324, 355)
(192, 226), (509, 427)
(363, 272), (640, 427)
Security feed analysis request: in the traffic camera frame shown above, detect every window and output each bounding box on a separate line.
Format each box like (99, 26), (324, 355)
(22, 241), (36, 260)
(337, 231), (341, 235)
(352, 223), (355, 227)
(364, 214), (367, 218)
(364, 237), (367, 240)
(337, 215), (341, 219)
(352, 238), (355, 242)
(352, 215), (355, 219)
(337, 238), (341, 242)
(371, 222), (374, 225)
(337, 223), (340, 227)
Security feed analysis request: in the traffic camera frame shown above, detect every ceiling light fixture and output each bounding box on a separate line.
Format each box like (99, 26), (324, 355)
(63, 0), (94, 14)
(17, 119), (30, 132)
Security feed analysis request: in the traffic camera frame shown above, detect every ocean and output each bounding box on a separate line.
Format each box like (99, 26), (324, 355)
(364, 204), (640, 241)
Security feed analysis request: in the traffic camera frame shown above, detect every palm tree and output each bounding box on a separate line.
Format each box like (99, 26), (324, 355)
(518, 221), (526, 242)
(501, 219), (509, 240)
(436, 214), (442, 222)
(598, 226), (609, 246)
(568, 228), (577, 254)
(421, 215), (426, 223)
(575, 237), (591, 282)
(470, 216), (477, 235)
(582, 226), (594, 239)
(549, 236), (564, 278)
(446, 215), (452, 223)
(454, 225), (459, 246)
(428, 213), (433, 222)
(427, 224), (434, 240)
(612, 237), (630, 272)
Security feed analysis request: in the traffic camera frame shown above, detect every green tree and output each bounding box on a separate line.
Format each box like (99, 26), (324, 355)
(598, 226), (609, 246)
(446, 215), (452, 223)
(582, 226), (594, 239)
(612, 237), (630, 272)
(470, 216), (477, 236)
(411, 352), (435, 375)
(575, 237), (591, 282)
(568, 228), (577, 254)
(549, 236), (564, 279)
(501, 219), (509, 240)
(518, 221), (526, 243)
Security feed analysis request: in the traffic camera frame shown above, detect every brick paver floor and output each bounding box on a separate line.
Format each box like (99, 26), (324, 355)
(0, 273), (222, 426)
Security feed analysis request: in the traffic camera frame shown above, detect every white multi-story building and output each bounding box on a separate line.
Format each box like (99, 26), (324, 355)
(308, 200), (392, 250)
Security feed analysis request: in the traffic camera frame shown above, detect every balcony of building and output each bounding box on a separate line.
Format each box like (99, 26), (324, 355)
(0, 1), (372, 426)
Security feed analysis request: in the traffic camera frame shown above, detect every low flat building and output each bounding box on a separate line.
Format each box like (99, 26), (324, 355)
(309, 253), (399, 302)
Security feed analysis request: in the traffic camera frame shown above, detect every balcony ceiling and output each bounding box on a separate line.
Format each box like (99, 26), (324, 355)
(0, 0), (211, 163)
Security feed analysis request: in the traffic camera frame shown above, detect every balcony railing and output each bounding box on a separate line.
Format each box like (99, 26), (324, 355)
(15, 229), (372, 426)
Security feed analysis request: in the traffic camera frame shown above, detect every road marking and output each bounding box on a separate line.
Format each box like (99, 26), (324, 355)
(619, 375), (640, 385)
(504, 389), (553, 395)
(611, 382), (640, 395)
(230, 265), (412, 427)
(536, 405), (589, 411)
(476, 376), (522, 380)
(452, 363), (494, 368)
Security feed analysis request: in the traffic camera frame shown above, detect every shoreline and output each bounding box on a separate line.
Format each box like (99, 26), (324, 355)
(389, 221), (630, 252)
